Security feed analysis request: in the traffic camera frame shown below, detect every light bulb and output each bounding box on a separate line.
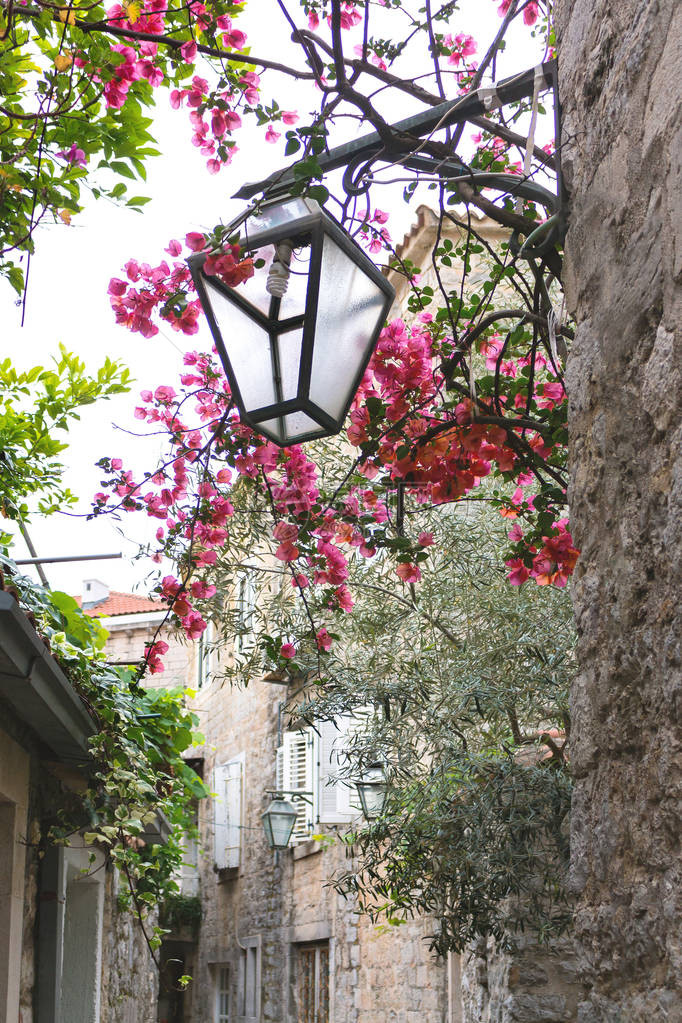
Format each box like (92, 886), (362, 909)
(266, 241), (293, 297)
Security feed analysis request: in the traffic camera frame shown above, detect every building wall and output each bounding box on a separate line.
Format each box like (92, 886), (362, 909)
(557, 1), (682, 1019)
(460, 932), (579, 1023)
(102, 616), (191, 691)
(100, 873), (159, 1023)
(186, 671), (448, 1023)
(1, 646), (160, 1023)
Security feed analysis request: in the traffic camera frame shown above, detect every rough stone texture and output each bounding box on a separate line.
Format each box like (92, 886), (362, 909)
(103, 616), (191, 690)
(100, 872), (159, 1023)
(461, 933), (580, 1023)
(556, 1), (682, 1019)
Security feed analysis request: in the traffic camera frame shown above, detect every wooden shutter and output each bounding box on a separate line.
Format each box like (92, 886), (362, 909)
(214, 757), (243, 869)
(224, 758), (243, 868)
(317, 717), (357, 824)
(278, 730), (314, 842)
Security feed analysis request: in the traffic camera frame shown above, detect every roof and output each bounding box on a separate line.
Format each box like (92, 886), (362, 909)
(76, 591), (165, 618)
(0, 591), (94, 762)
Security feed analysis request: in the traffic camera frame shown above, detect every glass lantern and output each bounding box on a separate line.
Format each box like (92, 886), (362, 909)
(355, 762), (387, 820)
(188, 196), (395, 446)
(262, 796), (299, 849)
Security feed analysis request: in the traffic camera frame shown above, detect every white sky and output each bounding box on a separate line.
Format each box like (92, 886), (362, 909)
(0, 0), (544, 598)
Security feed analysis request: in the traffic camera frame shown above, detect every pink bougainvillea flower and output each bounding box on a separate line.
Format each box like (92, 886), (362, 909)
(282, 111), (299, 125)
(185, 231), (206, 252)
(316, 628), (333, 652)
(265, 125), (280, 144)
(506, 558), (531, 586)
(523, 1), (539, 25)
(396, 562), (421, 583)
(180, 40), (197, 62)
(56, 142), (87, 167)
(280, 642), (296, 659)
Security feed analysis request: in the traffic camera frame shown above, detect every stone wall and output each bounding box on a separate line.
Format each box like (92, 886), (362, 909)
(100, 872), (159, 1023)
(460, 933), (579, 1023)
(103, 618), (191, 691)
(186, 672), (448, 1023)
(556, 1), (682, 1019)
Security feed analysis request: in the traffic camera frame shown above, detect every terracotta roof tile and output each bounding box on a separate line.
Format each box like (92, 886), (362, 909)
(75, 591), (165, 618)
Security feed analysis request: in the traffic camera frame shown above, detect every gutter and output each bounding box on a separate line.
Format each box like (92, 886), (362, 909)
(0, 592), (94, 764)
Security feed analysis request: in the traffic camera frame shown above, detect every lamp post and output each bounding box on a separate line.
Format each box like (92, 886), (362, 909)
(188, 196), (395, 447)
(355, 762), (387, 821)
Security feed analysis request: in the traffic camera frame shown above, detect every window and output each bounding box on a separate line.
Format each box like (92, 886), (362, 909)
(316, 717), (359, 825)
(297, 943), (329, 1023)
(234, 572), (256, 655)
(197, 620), (215, 688)
(275, 715), (370, 842)
(214, 755), (244, 870)
(215, 964), (231, 1023)
(237, 938), (260, 1022)
(276, 730), (315, 842)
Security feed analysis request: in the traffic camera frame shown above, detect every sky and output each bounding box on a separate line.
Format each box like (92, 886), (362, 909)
(1, 0), (545, 599)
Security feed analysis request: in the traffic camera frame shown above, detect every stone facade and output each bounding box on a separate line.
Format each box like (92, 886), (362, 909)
(557, 1), (682, 1019)
(185, 671), (448, 1023)
(461, 933), (579, 1023)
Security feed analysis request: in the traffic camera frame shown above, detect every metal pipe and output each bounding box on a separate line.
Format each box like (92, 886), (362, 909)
(14, 552), (123, 566)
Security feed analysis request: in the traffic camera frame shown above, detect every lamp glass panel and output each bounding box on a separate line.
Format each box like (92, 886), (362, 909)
(309, 234), (387, 421)
(358, 782), (386, 819)
(258, 411), (323, 444)
(243, 197), (316, 244)
(236, 244), (310, 319)
(269, 810), (295, 847)
(204, 279), (276, 411)
(275, 327), (304, 402)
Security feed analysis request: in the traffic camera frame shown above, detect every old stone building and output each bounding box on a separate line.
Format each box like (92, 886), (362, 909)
(0, 580), (164, 1023)
(75, 578), (452, 1022)
(556, 1), (682, 1019)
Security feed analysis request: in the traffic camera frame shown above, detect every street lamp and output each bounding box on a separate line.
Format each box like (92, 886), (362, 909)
(261, 795), (300, 849)
(355, 762), (387, 821)
(188, 196), (395, 447)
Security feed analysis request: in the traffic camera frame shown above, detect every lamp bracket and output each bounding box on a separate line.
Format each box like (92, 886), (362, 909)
(233, 61), (564, 252)
(266, 789), (314, 806)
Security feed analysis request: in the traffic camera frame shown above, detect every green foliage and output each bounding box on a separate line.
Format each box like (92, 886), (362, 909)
(0, 347), (130, 532)
(160, 893), (203, 934)
(3, 557), (208, 953)
(207, 482), (575, 953)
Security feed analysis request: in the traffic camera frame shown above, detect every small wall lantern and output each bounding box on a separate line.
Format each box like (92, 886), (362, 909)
(261, 795), (300, 849)
(188, 197), (395, 447)
(355, 762), (387, 821)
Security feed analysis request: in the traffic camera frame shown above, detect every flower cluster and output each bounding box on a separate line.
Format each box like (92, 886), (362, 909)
(506, 518), (579, 588)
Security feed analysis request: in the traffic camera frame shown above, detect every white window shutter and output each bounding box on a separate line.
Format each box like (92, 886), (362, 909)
(214, 764), (229, 869)
(278, 730), (315, 842)
(214, 757), (243, 869)
(317, 717), (358, 824)
(224, 759), (243, 869)
(276, 746), (284, 792)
